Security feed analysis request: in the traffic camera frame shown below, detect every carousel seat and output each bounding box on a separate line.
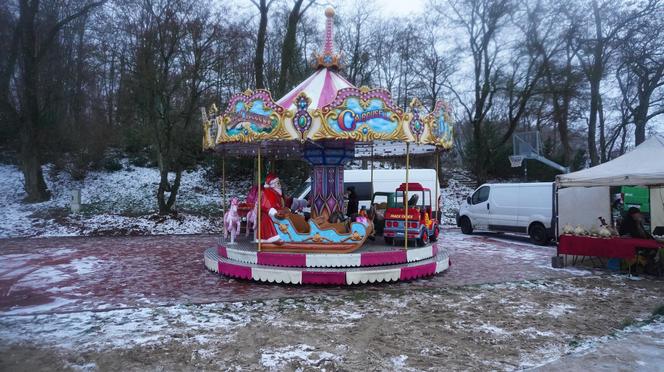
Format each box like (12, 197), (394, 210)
(265, 213), (372, 253)
(286, 213), (310, 234)
(312, 216), (349, 234)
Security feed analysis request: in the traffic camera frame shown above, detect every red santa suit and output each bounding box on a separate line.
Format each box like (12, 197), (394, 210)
(258, 173), (285, 243)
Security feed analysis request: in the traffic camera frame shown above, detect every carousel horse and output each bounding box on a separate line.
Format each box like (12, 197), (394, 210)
(224, 197), (241, 244)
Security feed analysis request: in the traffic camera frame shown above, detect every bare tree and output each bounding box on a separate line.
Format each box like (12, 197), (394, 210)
(373, 21), (401, 93)
(571, 0), (659, 164)
(127, 0), (219, 214)
(440, 0), (511, 184)
(497, 0), (552, 147)
(536, 0), (584, 164)
(616, 7), (664, 145)
(251, 0), (275, 89)
(335, 0), (375, 86)
(0, 0), (104, 202)
(276, 0), (316, 97)
(414, 14), (455, 111)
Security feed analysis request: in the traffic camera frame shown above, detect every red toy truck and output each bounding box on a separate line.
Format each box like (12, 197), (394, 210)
(383, 182), (440, 246)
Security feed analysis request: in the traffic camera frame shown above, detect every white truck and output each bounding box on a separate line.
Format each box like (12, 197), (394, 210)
(295, 169), (441, 212)
(456, 182), (555, 245)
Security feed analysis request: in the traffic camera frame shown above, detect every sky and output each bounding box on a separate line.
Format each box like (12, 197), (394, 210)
(224, 0), (427, 16)
(220, 0), (662, 138)
(368, 0), (426, 16)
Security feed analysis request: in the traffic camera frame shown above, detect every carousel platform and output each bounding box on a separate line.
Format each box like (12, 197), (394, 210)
(204, 237), (450, 285)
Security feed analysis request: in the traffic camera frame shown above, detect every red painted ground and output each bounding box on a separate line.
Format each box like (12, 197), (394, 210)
(0, 230), (580, 315)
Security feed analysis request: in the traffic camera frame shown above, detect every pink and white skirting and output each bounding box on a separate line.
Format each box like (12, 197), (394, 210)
(204, 243), (450, 285)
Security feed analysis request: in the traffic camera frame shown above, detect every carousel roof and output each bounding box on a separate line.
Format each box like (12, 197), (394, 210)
(277, 68), (356, 111)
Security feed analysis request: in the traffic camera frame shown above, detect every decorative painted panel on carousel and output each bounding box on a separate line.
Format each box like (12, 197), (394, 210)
(310, 166), (345, 218)
(217, 89), (292, 143)
(424, 100), (454, 149)
(313, 87), (407, 142)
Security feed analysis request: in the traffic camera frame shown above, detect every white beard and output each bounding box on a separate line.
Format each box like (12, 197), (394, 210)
(272, 185), (282, 196)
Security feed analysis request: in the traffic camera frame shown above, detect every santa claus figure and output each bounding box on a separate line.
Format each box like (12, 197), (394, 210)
(258, 173), (287, 243)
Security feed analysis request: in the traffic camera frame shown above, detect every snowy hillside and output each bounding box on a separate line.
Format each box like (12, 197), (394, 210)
(0, 161), (251, 238)
(440, 179), (473, 226)
(0, 162), (472, 238)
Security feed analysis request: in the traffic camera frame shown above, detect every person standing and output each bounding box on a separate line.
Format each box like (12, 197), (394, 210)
(346, 186), (359, 217)
(619, 207), (652, 239)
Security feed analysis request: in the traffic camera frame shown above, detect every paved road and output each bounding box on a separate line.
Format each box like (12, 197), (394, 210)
(0, 230), (582, 315)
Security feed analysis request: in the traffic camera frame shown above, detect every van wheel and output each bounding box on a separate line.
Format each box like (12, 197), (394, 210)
(529, 223), (548, 245)
(430, 226), (440, 242)
(460, 217), (473, 234)
(417, 230), (429, 247)
(384, 237), (394, 245)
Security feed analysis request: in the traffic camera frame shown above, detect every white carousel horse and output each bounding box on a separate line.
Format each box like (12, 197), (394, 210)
(224, 197), (241, 244)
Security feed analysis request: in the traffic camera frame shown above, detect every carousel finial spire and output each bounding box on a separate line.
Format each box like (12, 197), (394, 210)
(324, 7), (335, 54)
(313, 6), (342, 70)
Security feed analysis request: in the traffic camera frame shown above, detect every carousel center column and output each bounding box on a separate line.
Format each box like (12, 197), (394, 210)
(304, 141), (355, 220)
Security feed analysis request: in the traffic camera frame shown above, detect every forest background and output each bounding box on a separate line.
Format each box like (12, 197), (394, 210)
(1, 0), (663, 215)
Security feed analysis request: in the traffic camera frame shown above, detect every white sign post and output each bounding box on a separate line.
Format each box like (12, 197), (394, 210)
(70, 189), (81, 213)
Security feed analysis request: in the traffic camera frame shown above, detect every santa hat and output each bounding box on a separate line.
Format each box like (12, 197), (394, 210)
(264, 172), (279, 187)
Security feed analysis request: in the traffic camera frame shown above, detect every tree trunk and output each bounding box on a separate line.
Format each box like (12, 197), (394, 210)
(598, 95), (606, 162)
(586, 0), (603, 166)
(554, 102), (572, 165)
(157, 168), (172, 215)
(587, 79), (601, 166)
(620, 124), (627, 154)
(254, 0), (269, 89)
(634, 117), (647, 145)
(166, 169), (182, 211)
(276, 0), (305, 97)
(20, 134), (50, 202)
(633, 90), (653, 145)
(472, 117), (487, 187)
(18, 0), (50, 202)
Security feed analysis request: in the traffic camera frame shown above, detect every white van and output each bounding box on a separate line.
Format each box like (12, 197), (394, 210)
(456, 182), (554, 245)
(294, 169), (441, 211)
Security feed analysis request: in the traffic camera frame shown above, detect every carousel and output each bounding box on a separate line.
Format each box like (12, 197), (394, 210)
(201, 7), (454, 285)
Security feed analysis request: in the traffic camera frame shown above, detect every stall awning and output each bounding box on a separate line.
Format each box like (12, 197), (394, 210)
(556, 135), (664, 187)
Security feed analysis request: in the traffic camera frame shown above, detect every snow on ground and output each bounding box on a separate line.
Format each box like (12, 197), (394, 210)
(260, 344), (342, 370)
(0, 302), (252, 350)
(528, 318), (664, 371)
(0, 162), (250, 238)
(390, 354), (409, 369)
(440, 178), (473, 226)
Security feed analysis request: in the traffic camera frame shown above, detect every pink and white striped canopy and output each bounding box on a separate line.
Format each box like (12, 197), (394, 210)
(277, 68), (356, 110)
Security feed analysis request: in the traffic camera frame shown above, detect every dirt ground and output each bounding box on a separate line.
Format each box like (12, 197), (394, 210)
(1, 231), (663, 371)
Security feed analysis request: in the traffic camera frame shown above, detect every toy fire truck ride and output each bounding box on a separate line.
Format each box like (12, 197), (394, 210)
(383, 183), (440, 246)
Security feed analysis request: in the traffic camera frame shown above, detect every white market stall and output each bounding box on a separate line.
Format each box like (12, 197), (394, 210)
(556, 135), (664, 188)
(554, 135), (664, 265)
